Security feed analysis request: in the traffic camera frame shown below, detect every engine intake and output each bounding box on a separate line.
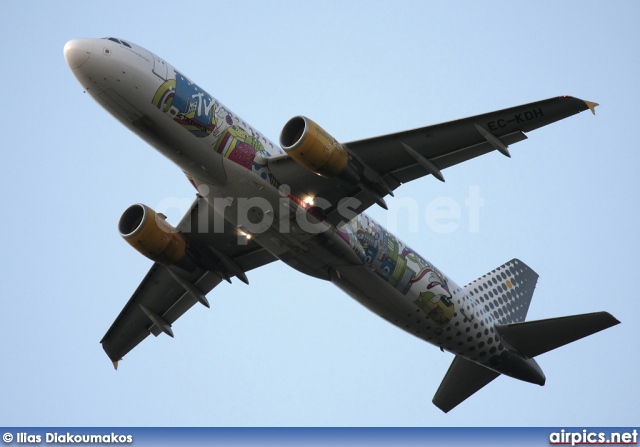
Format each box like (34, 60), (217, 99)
(280, 116), (350, 178)
(119, 204), (186, 265)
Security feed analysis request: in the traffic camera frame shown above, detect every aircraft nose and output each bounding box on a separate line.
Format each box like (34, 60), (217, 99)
(64, 39), (93, 69)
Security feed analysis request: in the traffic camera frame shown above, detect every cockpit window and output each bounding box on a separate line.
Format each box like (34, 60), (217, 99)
(101, 37), (133, 49)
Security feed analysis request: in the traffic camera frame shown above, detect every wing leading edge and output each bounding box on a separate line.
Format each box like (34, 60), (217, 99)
(268, 96), (597, 226)
(103, 96), (597, 366)
(100, 196), (276, 368)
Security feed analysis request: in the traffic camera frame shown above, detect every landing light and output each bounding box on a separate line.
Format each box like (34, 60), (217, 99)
(303, 196), (315, 206)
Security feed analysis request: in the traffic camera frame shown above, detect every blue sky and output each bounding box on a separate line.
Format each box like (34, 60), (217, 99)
(1, 0), (638, 427)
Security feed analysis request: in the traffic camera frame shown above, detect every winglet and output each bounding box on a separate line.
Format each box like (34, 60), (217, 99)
(584, 100), (599, 115)
(112, 360), (119, 370)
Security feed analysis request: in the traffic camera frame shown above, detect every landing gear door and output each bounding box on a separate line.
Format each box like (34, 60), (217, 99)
(152, 55), (168, 80)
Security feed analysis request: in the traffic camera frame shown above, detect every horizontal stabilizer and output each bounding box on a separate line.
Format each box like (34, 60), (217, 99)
(495, 311), (620, 358)
(432, 355), (500, 413)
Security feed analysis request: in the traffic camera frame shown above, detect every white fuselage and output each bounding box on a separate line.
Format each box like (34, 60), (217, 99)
(65, 37), (536, 382)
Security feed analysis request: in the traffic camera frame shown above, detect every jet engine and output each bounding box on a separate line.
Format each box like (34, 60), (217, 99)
(279, 116), (356, 181)
(119, 204), (186, 265)
(279, 116), (394, 209)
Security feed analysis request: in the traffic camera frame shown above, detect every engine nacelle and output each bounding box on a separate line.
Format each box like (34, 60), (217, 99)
(280, 116), (350, 179)
(119, 204), (186, 265)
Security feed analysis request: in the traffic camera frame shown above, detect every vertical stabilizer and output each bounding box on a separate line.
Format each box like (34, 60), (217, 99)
(464, 258), (538, 325)
(433, 260), (620, 412)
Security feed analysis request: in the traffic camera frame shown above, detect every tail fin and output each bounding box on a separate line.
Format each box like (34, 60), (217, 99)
(495, 311), (620, 358)
(433, 260), (620, 413)
(463, 258), (538, 324)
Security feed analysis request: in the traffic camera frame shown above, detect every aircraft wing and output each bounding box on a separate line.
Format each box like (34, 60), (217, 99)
(100, 196), (277, 368)
(268, 96), (597, 226)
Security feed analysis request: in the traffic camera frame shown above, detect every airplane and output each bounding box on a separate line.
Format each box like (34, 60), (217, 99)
(64, 37), (619, 412)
